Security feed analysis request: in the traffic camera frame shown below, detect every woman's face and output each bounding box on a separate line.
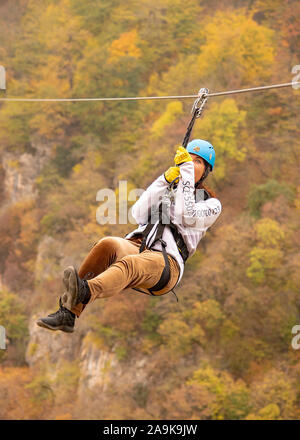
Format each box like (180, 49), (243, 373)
(190, 153), (206, 183)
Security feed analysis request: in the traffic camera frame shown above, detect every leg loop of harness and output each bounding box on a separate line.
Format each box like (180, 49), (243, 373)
(148, 238), (170, 294)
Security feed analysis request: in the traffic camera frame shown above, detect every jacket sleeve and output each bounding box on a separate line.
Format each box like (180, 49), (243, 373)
(174, 161), (222, 230)
(131, 173), (169, 225)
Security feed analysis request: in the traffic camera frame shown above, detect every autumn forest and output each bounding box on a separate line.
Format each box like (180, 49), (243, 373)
(0, 0), (299, 420)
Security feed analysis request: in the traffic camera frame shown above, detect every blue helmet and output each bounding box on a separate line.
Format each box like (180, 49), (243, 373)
(186, 139), (215, 171)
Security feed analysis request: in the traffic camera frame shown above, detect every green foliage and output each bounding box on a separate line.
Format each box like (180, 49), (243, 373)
(90, 323), (123, 349)
(0, 290), (28, 343)
(0, 205), (21, 268)
(25, 373), (54, 404)
(39, 149), (105, 237)
(115, 345), (128, 361)
(246, 218), (285, 284)
(141, 298), (163, 341)
(191, 300), (225, 333)
(85, 320), (130, 362)
(131, 382), (149, 408)
(0, 103), (33, 154)
(158, 312), (205, 356)
(247, 179), (295, 218)
(187, 365), (251, 420)
(27, 342), (38, 358)
(0, 290), (28, 364)
(55, 360), (80, 395)
(51, 145), (84, 178)
(184, 249), (204, 272)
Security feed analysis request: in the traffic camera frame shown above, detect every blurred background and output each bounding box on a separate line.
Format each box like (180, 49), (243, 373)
(0, 0), (299, 420)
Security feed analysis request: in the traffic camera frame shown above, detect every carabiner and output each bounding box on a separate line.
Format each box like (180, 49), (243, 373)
(191, 87), (209, 118)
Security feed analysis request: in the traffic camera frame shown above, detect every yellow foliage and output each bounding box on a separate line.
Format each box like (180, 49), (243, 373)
(83, 330), (107, 351)
(55, 360), (80, 397)
(193, 98), (247, 181)
(158, 312), (205, 356)
(151, 101), (183, 138)
(247, 247), (284, 283)
(247, 218), (285, 283)
(246, 403), (281, 420)
(7, 159), (20, 169)
(190, 300), (225, 332)
(187, 365), (250, 420)
(108, 30), (142, 63)
(254, 218), (285, 246)
(247, 369), (297, 419)
(197, 10), (275, 85)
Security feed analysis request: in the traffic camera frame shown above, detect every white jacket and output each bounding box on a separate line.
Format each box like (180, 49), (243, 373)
(125, 161), (222, 286)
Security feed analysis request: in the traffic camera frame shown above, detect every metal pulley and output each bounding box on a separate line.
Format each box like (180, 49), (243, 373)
(191, 87), (209, 118)
(181, 86), (209, 149)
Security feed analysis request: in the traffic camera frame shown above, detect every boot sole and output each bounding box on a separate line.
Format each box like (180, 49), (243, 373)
(61, 266), (78, 310)
(36, 319), (74, 333)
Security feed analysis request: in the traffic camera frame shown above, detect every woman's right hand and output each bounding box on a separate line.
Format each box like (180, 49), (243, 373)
(164, 166), (180, 183)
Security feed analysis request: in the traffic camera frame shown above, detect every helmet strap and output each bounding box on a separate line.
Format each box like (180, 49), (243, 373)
(195, 164), (210, 187)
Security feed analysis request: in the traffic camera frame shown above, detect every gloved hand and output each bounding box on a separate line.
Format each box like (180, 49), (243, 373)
(164, 166), (180, 183)
(174, 146), (193, 165)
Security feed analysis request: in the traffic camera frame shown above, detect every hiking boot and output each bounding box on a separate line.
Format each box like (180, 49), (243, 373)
(36, 299), (75, 333)
(61, 266), (91, 311)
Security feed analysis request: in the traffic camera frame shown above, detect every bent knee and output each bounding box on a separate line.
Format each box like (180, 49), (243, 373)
(117, 254), (141, 275)
(95, 236), (120, 250)
(119, 254), (135, 266)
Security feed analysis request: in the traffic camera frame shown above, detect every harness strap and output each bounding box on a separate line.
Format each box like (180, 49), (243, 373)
(137, 203), (171, 294)
(169, 221), (189, 263)
(148, 239), (170, 293)
(131, 285), (179, 302)
(139, 221), (154, 253)
(136, 200), (189, 297)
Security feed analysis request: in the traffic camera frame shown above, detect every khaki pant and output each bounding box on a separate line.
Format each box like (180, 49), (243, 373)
(71, 236), (180, 317)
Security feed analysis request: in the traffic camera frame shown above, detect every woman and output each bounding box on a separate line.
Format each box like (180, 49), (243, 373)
(37, 139), (222, 333)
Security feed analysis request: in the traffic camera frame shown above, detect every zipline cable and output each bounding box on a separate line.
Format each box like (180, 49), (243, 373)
(0, 81), (299, 102)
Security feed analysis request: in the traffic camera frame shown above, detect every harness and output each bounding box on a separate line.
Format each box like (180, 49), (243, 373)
(129, 191), (187, 300)
(129, 185), (211, 300)
(130, 88), (210, 300)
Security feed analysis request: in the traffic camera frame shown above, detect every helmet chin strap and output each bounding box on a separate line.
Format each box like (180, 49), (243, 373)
(195, 164), (210, 187)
